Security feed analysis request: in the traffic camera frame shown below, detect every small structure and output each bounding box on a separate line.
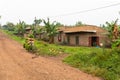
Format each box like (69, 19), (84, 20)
(24, 27), (32, 38)
(54, 25), (110, 47)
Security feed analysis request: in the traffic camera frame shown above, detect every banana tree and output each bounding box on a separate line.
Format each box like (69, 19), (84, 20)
(102, 19), (120, 47)
(43, 18), (58, 43)
(15, 21), (26, 36)
(103, 19), (119, 40)
(34, 17), (42, 26)
(32, 17), (42, 38)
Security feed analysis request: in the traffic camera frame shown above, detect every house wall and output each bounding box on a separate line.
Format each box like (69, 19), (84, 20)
(79, 33), (90, 46)
(98, 35), (111, 47)
(65, 33), (95, 46)
(54, 32), (66, 44)
(54, 32), (110, 47)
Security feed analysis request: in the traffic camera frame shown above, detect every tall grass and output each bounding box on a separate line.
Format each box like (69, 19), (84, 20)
(63, 48), (120, 80)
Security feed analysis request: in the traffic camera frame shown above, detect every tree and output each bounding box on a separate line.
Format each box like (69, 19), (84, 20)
(15, 20), (26, 36)
(56, 22), (64, 27)
(6, 22), (15, 31)
(75, 21), (84, 26)
(32, 17), (42, 38)
(43, 18), (58, 43)
(35, 27), (43, 40)
(112, 19), (119, 40)
(33, 17), (42, 26)
(102, 19), (120, 47)
(102, 19), (119, 40)
(2, 22), (15, 31)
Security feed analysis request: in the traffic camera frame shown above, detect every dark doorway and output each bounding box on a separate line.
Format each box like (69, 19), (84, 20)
(89, 36), (99, 46)
(67, 36), (70, 44)
(75, 36), (79, 45)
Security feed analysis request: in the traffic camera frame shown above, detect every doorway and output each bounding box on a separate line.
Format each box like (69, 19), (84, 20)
(75, 36), (79, 45)
(89, 36), (99, 46)
(67, 36), (70, 44)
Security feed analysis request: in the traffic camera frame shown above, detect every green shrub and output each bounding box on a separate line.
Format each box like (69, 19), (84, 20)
(28, 34), (34, 38)
(112, 38), (120, 48)
(23, 38), (37, 53)
(63, 49), (120, 80)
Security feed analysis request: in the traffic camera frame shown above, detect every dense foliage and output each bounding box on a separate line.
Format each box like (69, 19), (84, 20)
(1, 18), (59, 43)
(102, 19), (120, 48)
(43, 18), (59, 43)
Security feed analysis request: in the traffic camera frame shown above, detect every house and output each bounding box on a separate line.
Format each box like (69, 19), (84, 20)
(54, 25), (111, 47)
(24, 27), (32, 38)
(24, 26), (48, 40)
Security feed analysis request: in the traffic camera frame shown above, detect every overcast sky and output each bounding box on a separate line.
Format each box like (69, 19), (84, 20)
(0, 0), (120, 26)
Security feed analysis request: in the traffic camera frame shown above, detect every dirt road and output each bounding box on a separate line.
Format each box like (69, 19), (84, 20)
(0, 31), (101, 80)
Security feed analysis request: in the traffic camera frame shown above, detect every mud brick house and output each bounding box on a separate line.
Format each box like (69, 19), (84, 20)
(24, 27), (32, 38)
(54, 25), (111, 47)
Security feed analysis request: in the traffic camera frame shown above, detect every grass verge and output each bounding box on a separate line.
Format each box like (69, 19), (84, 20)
(1, 30), (25, 44)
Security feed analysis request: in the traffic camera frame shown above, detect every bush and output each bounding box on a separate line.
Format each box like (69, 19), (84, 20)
(23, 38), (37, 53)
(112, 38), (120, 48)
(28, 34), (34, 38)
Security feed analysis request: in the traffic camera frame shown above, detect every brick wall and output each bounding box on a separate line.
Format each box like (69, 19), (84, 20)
(54, 32), (110, 47)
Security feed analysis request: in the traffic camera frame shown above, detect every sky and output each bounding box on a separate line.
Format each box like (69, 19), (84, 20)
(0, 0), (120, 26)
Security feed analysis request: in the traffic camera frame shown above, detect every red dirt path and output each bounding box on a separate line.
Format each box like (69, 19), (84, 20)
(0, 31), (102, 80)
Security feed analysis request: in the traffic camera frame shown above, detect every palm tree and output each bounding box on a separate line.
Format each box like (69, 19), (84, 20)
(43, 18), (58, 43)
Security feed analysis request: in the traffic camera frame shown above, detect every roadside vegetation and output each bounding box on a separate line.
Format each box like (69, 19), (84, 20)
(63, 48), (120, 80)
(2, 30), (25, 44)
(1, 18), (120, 80)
